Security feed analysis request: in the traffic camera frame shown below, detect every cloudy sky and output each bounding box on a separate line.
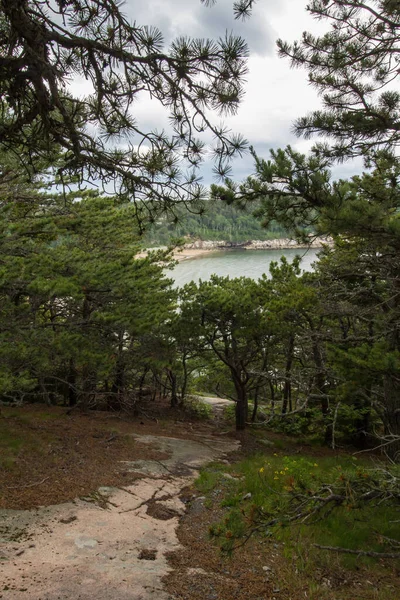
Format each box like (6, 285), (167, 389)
(116, 0), (360, 182)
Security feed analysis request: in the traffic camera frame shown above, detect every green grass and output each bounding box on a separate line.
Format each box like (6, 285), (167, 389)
(196, 462), (226, 493)
(196, 449), (400, 571)
(0, 408), (57, 470)
(183, 397), (213, 420)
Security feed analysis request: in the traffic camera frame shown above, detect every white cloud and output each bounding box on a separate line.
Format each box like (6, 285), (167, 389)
(69, 1), (358, 182)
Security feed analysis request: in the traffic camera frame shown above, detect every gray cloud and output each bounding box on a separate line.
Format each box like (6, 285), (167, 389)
(118, 2), (363, 183)
(123, 0), (282, 56)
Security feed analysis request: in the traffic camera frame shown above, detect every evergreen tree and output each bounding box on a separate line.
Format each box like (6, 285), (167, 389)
(179, 275), (275, 430)
(0, 153), (176, 408)
(0, 0), (248, 221)
(277, 0), (400, 160)
(210, 0), (400, 458)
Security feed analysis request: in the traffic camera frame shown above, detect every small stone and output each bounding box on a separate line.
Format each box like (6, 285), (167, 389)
(242, 492), (252, 500)
(222, 473), (236, 480)
(59, 516), (77, 525)
(273, 588), (280, 593)
(258, 438), (275, 447)
(262, 566), (272, 572)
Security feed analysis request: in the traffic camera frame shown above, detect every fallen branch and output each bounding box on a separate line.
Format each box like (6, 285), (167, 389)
(314, 544), (400, 559)
(7, 476), (50, 490)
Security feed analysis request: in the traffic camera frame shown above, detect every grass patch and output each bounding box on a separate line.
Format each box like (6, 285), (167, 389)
(197, 449), (400, 573)
(195, 461), (227, 493)
(0, 409), (55, 470)
(183, 397), (213, 420)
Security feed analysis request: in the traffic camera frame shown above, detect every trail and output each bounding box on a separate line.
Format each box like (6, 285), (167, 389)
(0, 407), (238, 600)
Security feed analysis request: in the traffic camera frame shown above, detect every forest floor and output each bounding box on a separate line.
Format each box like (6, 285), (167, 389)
(0, 403), (399, 600)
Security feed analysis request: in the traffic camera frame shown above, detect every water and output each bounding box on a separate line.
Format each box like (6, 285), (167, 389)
(170, 247), (320, 287)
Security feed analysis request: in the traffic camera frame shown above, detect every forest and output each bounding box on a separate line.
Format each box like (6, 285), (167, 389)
(1, 0), (400, 586)
(143, 201), (289, 245)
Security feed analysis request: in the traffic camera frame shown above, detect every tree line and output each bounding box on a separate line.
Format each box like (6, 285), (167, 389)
(144, 201), (289, 246)
(1, 0), (399, 461)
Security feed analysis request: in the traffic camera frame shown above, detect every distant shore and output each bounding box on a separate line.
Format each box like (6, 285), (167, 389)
(171, 236), (333, 262)
(139, 237), (333, 263)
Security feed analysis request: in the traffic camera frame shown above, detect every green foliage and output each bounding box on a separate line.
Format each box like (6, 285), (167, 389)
(196, 464), (226, 494)
(0, 0), (249, 219)
(178, 273), (277, 430)
(205, 452), (400, 563)
(144, 200), (289, 246)
(268, 408), (323, 438)
(182, 397), (213, 420)
(0, 152), (177, 409)
(278, 0), (400, 160)
(209, 2), (400, 459)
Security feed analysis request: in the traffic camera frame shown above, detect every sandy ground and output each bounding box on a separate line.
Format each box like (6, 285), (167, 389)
(171, 248), (219, 262)
(0, 401), (239, 600)
(136, 247), (218, 262)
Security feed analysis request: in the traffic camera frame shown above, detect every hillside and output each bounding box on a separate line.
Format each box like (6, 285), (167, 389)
(144, 201), (290, 246)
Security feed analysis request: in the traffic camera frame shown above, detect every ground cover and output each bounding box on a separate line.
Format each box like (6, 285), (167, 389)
(1, 403), (399, 599)
(164, 432), (400, 600)
(0, 403), (212, 509)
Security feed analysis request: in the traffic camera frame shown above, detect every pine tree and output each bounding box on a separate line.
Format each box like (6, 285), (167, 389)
(278, 0), (400, 160)
(0, 0), (248, 222)
(0, 152), (176, 408)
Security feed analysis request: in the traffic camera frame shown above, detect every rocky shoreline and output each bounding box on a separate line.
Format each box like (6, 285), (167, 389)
(183, 236), (333, 251)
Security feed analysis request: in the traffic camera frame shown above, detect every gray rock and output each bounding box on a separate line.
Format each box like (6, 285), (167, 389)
(189, 497), (207, 516)
(258, 438), (275, 447)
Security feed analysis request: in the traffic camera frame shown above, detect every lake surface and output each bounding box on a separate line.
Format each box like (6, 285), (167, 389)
(171, 247), (320, 287)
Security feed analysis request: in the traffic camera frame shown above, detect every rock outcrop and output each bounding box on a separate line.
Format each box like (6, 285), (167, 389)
(183, 236), (333, 251)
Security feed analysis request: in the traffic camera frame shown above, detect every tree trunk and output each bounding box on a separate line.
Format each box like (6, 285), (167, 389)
(67, 359), (77, 407)
(311, 339), (329, 416)
(180, 355), (189, 404)
(79, 366), (92, 413)
(352, 391), (372, 449)
(167, 369), (178, 408)
(234, 381), (248, 431)
(38, 378), (52, 406)
(269, 379), (276, 413)
(383, 373), (400, 462)
(251, 386), (259, 422)
(282, 334), (294, 414)
(110, 358), (125, 411)
(138, 368), (149, 402)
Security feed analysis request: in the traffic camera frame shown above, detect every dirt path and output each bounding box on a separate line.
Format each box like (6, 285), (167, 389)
(0, 427), (239, 600)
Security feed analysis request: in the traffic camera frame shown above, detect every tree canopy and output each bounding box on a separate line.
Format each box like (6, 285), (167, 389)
(0, 0), (249, 223)
(278, 0), (400, 160)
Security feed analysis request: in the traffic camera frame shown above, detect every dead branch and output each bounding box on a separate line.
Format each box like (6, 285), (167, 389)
(6, 476), (50, 489)
(314, 544), (400, 559)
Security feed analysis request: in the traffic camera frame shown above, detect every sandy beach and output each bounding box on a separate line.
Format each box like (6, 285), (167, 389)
(172, 247), (219, 262)
(135, 247), (217, 262)
(138, 237), (332, 263)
